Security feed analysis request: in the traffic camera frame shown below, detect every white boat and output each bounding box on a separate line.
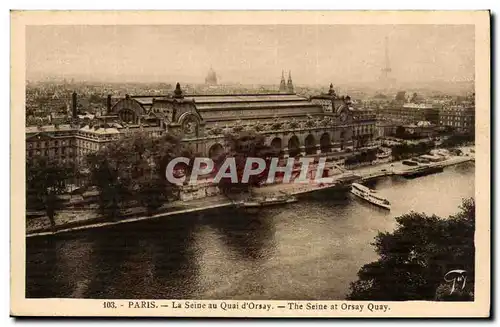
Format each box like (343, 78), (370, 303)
(351, 182), (377, 193)
(350, 183), (391, 210)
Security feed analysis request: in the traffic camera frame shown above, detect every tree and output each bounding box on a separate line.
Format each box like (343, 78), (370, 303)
(366, 148), (377, 162)
(136, 176), (168, 216)
(86, 149), (131, 220)
(216, 131), (278, 196)
(347, 198), (475, 301)
(395, 126), (406, 139)
(26, 156), (72, 229)
(391, 143), (409, 160)
(441, 134), (475, 148)
(142, 133), (194, 215)
(391, 141), (434, 161)
(87, 132), (193, 219)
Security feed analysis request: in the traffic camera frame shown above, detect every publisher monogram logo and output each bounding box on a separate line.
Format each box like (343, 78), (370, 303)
(444, 270), (467, 295)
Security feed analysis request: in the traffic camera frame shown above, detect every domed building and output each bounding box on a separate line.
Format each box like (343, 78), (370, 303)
(205, 67), (218, 86)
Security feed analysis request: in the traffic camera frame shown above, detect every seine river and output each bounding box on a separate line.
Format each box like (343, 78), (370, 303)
(26, 162), (475, 299)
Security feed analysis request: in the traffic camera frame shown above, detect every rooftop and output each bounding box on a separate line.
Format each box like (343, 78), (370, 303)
(402, 103), (437, 109)
(195, 100), (319, 111)
(79, 125), (121, 135)
(133, 93), (304, 106)
(26, 124), (75, 134)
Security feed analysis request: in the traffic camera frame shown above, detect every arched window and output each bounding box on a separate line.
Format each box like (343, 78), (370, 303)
(304, 134), (316, 155)
(320, 133), (331, 153)
(270, 137), (283, 156)
(118, 109), (137, 124)
(208, 143), (224, 160)
(288, 136), (300, 157)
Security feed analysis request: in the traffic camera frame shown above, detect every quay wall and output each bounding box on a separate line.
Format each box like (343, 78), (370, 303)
(26, 155), (474, 238)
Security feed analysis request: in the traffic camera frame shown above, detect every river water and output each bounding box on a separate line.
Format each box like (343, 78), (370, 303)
(26, 162), (475, 300)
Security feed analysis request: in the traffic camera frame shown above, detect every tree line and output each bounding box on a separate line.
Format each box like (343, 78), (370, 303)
(86, 133), (194, 219)
(26, 132), (194, 229)
(214, 131), (279, 197)
(26, 130), (280, 228)
(441, 133), (475, 148)
(348, 198), (475, 301)
(26, 157), (75, 229)
(344, 148), (378, 167)
(391, 140), (436, 161)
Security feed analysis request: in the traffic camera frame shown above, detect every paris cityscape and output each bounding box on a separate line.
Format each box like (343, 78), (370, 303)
(25, 24), (475, 302)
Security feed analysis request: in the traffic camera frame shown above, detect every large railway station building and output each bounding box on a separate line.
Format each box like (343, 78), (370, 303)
(26, 77), (377, 167)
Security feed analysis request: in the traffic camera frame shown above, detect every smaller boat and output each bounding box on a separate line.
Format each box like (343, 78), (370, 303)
(376, 152), (391, 159)
(400, 165), (444, 179)
(402, 160), (419, 166)
(240, 195), (298, 208)
(350, 183), (391, 210)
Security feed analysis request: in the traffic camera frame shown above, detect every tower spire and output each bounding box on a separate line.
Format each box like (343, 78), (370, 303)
(328, 83), (337, 97)
(287, 70), (294, 93)
(380, 36), (393, 91)
(173, 82), (184, 98)
(384, 37), (391, 74)
(279, 70), (287, 93)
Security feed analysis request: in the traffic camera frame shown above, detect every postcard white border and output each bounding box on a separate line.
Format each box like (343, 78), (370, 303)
(10, 10), (491, 318)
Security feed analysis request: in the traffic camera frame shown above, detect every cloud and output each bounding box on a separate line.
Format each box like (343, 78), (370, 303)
(26, 25), (475, 86)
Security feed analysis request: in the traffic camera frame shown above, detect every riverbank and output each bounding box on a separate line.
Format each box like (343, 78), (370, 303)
(26, 147), (474, 238)
(26, 160), (475, 300)
(26, 195), (235, 238)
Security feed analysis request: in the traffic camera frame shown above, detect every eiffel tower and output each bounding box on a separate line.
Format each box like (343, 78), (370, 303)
(380, 37), (394, 91)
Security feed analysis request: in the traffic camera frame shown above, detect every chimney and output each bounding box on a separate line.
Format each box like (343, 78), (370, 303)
(72, 91), (77, 118)
(106, 94), (112, 114)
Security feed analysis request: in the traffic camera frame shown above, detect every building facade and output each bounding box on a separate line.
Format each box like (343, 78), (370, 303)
(26, 93), (166, 166)
(375, 120), (397, 138)
(310, 84), (376, 149)
(439, 104), (475, 134)
(205, 67), (218, 86)
(378, 102), (441, 125)
(26, 77), (377, 168)
(26, 124), (77, 164)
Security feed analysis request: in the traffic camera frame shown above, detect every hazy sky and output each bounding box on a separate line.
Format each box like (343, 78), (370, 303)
(26, 25), (475, 85)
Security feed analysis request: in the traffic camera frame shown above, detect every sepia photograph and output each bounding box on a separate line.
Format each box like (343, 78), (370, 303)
(10, 10), (490, 317)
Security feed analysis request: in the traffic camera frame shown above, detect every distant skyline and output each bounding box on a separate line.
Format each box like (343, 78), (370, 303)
(26, 25), (475, 86)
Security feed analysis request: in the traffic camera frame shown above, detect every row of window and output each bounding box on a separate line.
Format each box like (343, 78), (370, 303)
(27, 150), (74, 158)
(353, 114), (376, 120)
(353, 124), (375, 135)
(441, 121), (471, 128)
(78, 148), (94, 156)
(441, 115), (474, 121)
(77, 132), (117, 141)
(77, 139), (104, 151)
(27, 139), (74, 148)
(26, 132), (161, 162)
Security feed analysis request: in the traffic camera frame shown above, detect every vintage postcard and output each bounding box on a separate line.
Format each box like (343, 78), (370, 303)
(11, 10), (490, 317)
